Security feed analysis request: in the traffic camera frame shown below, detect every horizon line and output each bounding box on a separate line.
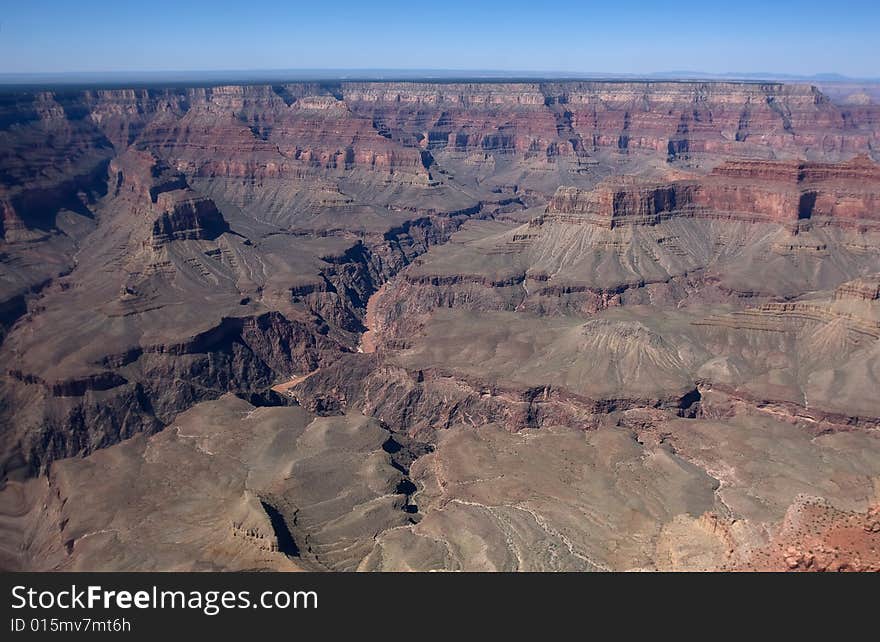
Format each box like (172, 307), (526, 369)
(1, 69), (878, 93)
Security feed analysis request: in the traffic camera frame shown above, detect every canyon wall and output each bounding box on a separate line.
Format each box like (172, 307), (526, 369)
(542, 155), (880, 228)
(3, 80), (880, 571)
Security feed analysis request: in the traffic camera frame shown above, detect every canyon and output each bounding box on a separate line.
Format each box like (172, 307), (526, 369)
(1, 80), (880, 571)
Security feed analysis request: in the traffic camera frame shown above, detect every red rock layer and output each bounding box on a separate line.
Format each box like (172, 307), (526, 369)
(343, 81), (880, 160)
(544, 155), (880, 228)
(3, 81), (879, 240)
(834, 274), (880, 301)
(735, 499), (880, 572)
(99, 85), (430, 183)
(108, 149), (228, 247)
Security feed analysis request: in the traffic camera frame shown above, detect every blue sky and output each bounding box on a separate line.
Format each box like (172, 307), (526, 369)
(1, 0), (877, 76)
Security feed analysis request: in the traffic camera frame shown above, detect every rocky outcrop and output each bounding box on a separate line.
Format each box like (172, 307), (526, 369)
(836, 274), (880, 301)
(542, 155), (880, 229)
(107, 149), (230, 247)
(148, 194), (228, 246)
(545, 179), (694, 228)
(736, 498), (880, 572)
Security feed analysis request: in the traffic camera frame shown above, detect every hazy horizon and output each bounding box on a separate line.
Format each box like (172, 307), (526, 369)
(1, 69), (877, 92)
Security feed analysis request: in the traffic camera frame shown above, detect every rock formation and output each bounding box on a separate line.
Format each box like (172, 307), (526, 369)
(2, 79), (880, 571)
(544, 155), (880, 229)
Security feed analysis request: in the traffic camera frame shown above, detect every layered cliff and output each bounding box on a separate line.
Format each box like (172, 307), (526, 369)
(343, 81), (880, 161)
(542, 155), (880, 229)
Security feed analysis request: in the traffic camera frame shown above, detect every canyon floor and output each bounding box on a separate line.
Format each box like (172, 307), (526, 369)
(1, 80), (880, 571)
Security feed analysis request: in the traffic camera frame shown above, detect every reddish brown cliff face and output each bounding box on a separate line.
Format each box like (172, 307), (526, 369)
(139, 86), (430, 181)
(546, 179), (695, 227)
(704, 155), (880, 226)
(1, 80), (878, 248)
(108, 149), (229, 247)
(545, 155), (880, 228)
(343, 81), (880, 160)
